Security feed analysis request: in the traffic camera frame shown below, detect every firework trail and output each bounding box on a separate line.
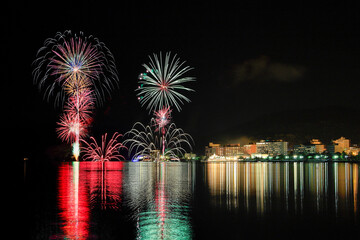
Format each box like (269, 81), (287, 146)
(124, 119), (193, 161)
(81, 132), (126, 161)
(136, 52), (195, 113)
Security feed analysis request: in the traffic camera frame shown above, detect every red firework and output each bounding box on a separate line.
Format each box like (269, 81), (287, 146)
(56, 112), (88, 143)
(81, 132), (126, 161)
(64, 89), (95, 123)
(154, 106), (172, 134)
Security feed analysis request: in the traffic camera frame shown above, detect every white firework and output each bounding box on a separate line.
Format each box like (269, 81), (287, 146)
(123, 118), (193, 161)
(136, 52), (195, 112)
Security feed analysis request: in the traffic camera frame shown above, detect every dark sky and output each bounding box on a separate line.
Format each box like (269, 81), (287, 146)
(9, 1), (360, 156)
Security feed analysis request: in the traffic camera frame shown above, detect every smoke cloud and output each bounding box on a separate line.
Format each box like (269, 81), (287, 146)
(233, 55), (305, 83)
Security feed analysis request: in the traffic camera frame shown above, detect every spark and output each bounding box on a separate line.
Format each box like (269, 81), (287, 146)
(81, 132), (126, 161)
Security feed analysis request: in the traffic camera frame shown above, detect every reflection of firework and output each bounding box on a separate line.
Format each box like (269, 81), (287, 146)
(124, 119), (193, 161)
(81, 132), (126, 161)
(33, 30), (119, 106)
(136, 52), (195, 112)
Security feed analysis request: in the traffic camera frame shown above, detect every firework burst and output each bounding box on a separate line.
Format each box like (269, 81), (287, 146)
(56, 112), (88, 143)
(153, 106), (172, 133)
(81, 132), (126, 161)
(64, 89), (95, 122)
(33, 30), (119, 160)
(63, 74), (93, 96)
(33, 30), (118, 106)
(123, 119), (193, 161)
(136, 52), (195, 112)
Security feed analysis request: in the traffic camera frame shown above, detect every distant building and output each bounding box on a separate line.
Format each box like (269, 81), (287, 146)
(205, 142), (247, 159)
(310, 139), (326, 153)
(328, 137), (350, 154)
(256, 140), (271, 154)
(327, 144), (336, 154)
(243, 144), (257, 155)
(349, 146), (360, 156)
(333, 137), (350, 153)
(310, 139), (322, 145)
(205, 142), (221, 157)
(256, 140), (288, 156)
(294, 144), (316, 154)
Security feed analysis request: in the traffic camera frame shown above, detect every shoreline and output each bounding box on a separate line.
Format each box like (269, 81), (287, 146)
(202, 159), (360, 163)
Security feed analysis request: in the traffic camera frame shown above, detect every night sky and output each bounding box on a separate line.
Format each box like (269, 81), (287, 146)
(9, 1), (360, 157)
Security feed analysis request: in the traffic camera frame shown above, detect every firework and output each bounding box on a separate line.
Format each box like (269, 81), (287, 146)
(33, 30), (119, 106)
(153, 106), (172, 133)
(124, 119), (193, 161)
(63, 74), (93, 96)
(81, 132), (126, 161)
(64, 89), (95, 123)
(33, 30), (119, 160)
(56, 112), (88, 143)
(136, 52), (195, 112)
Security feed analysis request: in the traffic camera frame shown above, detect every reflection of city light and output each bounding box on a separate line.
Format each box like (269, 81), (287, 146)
(206, 162), (359, 216)
(353, 164), (358, 214)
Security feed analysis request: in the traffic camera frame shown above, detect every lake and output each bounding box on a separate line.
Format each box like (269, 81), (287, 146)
(25, 161), (359, 239)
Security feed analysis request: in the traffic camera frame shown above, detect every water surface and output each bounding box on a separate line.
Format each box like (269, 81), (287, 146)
(25, 161), (359, 239)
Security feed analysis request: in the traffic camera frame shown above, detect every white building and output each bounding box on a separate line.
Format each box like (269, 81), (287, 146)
(256, 140), (288, 156)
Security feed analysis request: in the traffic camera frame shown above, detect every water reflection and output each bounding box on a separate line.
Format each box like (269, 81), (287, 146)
(56, 162), (90, 239)
(206, 162), (359, 218)
(28, 161), (359, 239)
(123, 162), (193, 240)
(55, 162), (124, 239)
(83, 161), (124, 210)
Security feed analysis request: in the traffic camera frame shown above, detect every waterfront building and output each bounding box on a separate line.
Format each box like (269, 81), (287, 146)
(205, 142), (247, 159)
(256, 141), (269, 154)
(349, 146), (360, 156)
(256, 140), (288, 156)
(327, 144), (336, 154)
(333, 137), (350, 153)
(243, 144), (257, 155)
(310, 139), (326, 153)
(328, 137), (350, 154)
(205, 142), (221, 156)
(294, 144), (316, 154)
